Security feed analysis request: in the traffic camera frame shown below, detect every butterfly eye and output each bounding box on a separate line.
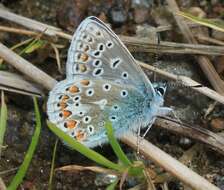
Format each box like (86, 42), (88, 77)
(157, 87), (165, 96)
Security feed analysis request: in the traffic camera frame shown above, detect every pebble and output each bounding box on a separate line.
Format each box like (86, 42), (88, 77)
(210, 118), (224, 132)
(108, 5), (127, 26)
(179, 137), (193, 149)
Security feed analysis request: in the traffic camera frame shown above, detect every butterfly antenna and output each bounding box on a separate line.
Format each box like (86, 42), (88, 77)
(153, 33), (161, 82)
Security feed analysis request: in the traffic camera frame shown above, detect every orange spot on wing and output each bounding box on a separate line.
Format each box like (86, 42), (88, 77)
(68, 86), (79, 93)
(62, 110), (72, 118)
(64, 120), (78, 129)
(60, 95), (69, 102)
(80, 53), (88, 62)
(84, 46), (89, 52)
(76, 130), (86, 141)
(79, 64), (87, 72)
(80, 80), (90, 86)
(58, 102), (67, 110)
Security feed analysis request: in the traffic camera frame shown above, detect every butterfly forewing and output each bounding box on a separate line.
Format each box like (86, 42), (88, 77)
(47, 76), (148, 147)
(66, 16), (155, 96)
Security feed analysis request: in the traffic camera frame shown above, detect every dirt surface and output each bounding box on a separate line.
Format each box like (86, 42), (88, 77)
(0, 0), (224, 189)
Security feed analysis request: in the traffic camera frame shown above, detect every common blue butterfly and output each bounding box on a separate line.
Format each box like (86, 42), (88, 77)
(47, 16), (171, 148)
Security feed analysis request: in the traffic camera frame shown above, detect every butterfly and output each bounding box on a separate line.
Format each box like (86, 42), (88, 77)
(47, 16), (172, 148)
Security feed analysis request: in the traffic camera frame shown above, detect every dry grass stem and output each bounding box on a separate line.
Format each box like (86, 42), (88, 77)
(138, 61), (224, 105)
(0, 71), (43, 97)
(155, 117), (224, 155)
(121, 132), (219, 190)
(166, 0), (224, 94)
(1, 8), (224, 56)
(57, 165), (119, 176)
(0, 42), (57, 91)
(50, 43), (62, 74)
(0, 178), (6, 190)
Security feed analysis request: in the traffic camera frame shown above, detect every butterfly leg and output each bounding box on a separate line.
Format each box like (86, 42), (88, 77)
(137, 118), (155, 155)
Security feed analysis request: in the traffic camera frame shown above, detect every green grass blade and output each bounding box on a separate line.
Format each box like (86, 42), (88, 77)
(106, 179), (119, 190)
(177, 11), (224, 32)
(0, 91), (7, 158)
(19, 38), (46, 55)
(105, 121), (132, 167)
(48, 139), (58, 190)
(24, 39), (46, 54)
(47, 121), (125, 172)
(7, 97), (41, 190)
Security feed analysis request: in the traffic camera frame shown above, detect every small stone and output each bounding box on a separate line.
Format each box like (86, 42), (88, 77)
(108, 5), (127, 27)
(214, 56), (224, 74)
(210, 118), (224, 132)
(133, 7), (149, 24)
(188, 7), (206, 18)
(56, 0), (89, 31)
(179, 137), (193, 149)
(212, 25), (224, 41)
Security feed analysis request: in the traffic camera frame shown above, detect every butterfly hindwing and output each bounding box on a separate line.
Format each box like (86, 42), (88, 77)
(47, 76), (149, 147)
(66, 16), (155, 97)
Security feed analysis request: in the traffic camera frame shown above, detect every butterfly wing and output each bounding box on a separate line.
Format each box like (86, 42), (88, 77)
(66, 16), (155, 97)
(47, 76), (151, 147)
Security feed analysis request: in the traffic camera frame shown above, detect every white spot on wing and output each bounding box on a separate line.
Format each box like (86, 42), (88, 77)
(92, 99), (107, 110)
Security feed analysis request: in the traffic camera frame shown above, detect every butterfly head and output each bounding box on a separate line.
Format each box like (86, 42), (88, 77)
(153, 82), (167, 97)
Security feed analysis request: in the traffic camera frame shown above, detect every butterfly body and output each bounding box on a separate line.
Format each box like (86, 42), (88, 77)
(47, 17), (171, 147)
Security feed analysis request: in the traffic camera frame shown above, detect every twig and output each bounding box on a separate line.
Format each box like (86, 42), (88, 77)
(195, 34), (224, 46)
(121, 132), (219, 190)
(50, 43), (62, 74)
(57, 165), (119, 176)
(1, 9), (224, 56)
(166, 0), (224, 94)
(120, 35), (224, 55)
(0, 25), (38, 36)
(0, 43), (57, 91)
(0, 178), (6, 190)
(0, 71), (43, 97)
(138, 61), (224, 105)
(0, 8), (60, 37)
(155, 117), (224, 155)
